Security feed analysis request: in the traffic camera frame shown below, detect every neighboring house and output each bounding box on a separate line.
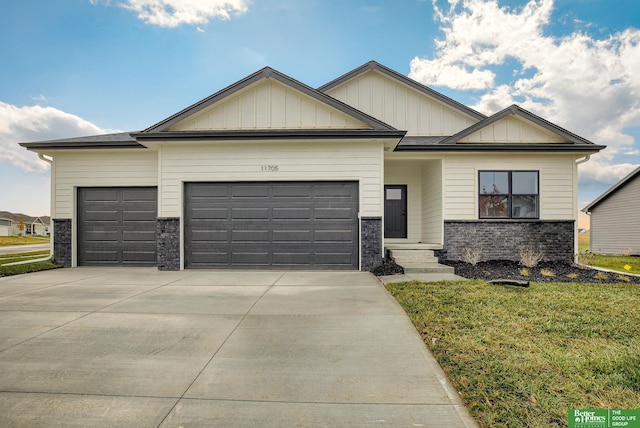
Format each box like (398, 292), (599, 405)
(21, 61), (604, 270)
(582, 166), (640, 255)
(0, 212), (51, 236)
(0, 218), (11, 237)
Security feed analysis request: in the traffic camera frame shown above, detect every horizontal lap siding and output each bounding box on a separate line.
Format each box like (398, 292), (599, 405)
(422, 161), (442, 243)
(159, 141), (383, 218)
(591, 176), (640, 254)
(53, 151), (158, 218)
(443, 154), (576, 220)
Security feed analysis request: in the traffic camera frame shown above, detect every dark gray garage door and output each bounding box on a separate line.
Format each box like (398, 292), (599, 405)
(78, 187), (157, 266)
(185, 182), (359, 269)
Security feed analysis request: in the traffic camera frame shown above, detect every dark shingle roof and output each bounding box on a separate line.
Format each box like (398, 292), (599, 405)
(20, 132), (143, 150)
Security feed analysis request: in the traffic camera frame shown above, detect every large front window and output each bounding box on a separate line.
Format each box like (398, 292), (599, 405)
(479, 171), (539, 219)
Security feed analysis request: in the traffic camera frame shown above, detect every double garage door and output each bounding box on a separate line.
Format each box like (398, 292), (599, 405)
(78, 182), (359, 269)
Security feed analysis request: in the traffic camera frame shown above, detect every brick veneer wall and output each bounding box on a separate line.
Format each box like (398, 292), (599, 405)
(157, 217), (180, 271)
(52, 218), (72, 267)
(361, 217), (382, 271)
(442, 220), (575, 262)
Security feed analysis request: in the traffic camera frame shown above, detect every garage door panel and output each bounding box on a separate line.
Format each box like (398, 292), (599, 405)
(185, 181), (358, 269)
(122, 210), (156, 222)
(122, 230), (156, 242)
(315, 208), (355, 220)
(272, 230), (312, 243)
(189, 230), (229, 242)
(231, 230), (270, 242)
(84, 210), (119, 222)
(122, 188), (157, 202)
(273, 207), (311, 220)
(191, 208), (228, 219)
(78, 187), (157, 266)
(232, 185), (270, 198)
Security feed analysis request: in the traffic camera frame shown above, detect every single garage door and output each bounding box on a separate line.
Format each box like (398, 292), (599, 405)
(185, 182), (359, 269)
(78, 187), (157, 266)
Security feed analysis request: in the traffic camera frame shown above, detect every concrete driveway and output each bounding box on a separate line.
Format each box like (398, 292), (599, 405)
(0, 268), (477, 427)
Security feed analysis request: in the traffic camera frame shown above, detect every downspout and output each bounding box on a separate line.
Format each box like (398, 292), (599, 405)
(575, 155), (591, 165)
(38, 154), (54, 258)
(573, 155), (591, 262)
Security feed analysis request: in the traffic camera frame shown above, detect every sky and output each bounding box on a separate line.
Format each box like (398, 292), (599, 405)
(1, 0), (639, 219)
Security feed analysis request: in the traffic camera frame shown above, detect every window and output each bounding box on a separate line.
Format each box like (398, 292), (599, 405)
(479, 171), (539, 219)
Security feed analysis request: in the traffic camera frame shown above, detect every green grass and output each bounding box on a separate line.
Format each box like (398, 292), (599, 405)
(0, 236), (50, 246)
(0, 250), (51, 266)
(0, 259), (62, 277)
(577, 234), (640, 274)
(386, 280), (640, 428)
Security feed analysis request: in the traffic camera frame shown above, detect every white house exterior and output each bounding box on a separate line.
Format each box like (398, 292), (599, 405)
(583, 166), (640, 255)
(21, 62), (604, 270)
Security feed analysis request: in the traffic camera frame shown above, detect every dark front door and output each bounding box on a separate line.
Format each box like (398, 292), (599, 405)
(384, 185), (407, 238)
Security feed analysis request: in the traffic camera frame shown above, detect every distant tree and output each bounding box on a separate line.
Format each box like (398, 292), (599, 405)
(16, 220), (25, 236)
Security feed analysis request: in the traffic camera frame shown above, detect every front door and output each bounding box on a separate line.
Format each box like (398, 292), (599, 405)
(384, 185), (407, 238)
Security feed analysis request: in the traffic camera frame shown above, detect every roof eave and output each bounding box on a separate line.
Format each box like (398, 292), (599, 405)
(132, 129), (407, 141)
(20, 141), (146, 150)
(393, 143), (606, 153)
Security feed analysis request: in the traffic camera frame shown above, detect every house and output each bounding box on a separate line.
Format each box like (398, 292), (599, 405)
(0, 218), (11, 237)
(21, 61), (604, 270)
(582, 166), (640, 255)
(0, 212), (51, 236)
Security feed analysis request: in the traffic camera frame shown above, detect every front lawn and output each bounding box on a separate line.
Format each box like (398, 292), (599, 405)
(386, 280), (640, 428)
(0, 236), (50, 246)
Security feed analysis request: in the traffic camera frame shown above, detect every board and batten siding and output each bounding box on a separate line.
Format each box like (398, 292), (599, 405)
(52, 150), (158, 219)
(171, 79), (368, 131)
(458, 116), (565, 143)
(443, 154), (577, 220)
(384, 162), (423, 242)
(590, 175), (640, 255)
(159, 141), (384, 218)
(324, 70), (476, 136)
(422, 160), (443, 244)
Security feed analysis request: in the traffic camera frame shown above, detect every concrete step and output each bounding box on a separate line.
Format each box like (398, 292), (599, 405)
(389, 249), (439, 264)
(401, 263), (456, 274)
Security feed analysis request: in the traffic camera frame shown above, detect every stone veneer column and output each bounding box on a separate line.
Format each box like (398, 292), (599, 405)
(361, 217), (383, 271)
(52, 219), (72, 267)
(157, 218), (180, 271)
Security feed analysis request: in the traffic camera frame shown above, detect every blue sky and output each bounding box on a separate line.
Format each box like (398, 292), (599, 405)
(1, 0), (639, 217)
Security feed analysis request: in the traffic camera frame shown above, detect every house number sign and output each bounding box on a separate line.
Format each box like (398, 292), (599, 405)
(261, 165), (279, 172)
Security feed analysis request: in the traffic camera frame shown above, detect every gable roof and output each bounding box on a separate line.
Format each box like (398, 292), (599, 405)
(136, 66), (404, 141)
(318, 60), (487, 122)
(395, 105), (606, 152)
(583, 166), (640, 213)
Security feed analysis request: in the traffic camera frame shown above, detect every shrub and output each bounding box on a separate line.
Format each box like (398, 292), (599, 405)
(578, 251), (596, 265)
(566, 273), (579, 279)
(462, 247), (482, 265)
(540, 268), (556, 277)
(594, 271), (609, 281)
(616, 275), (632, 283)
(519, 268), (529, 277)
(519, 247), (544, 268)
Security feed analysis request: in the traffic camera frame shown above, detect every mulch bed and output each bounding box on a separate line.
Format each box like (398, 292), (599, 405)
(443, 260), (640, 284)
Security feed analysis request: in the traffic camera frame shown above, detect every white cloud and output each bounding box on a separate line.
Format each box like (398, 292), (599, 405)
(0, 102), (110, 172)
(95, 0), (250, 27)
(410, 0), (640, 186)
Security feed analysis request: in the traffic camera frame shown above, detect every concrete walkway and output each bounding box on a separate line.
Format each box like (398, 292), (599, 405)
(0, 268), (477, 427)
